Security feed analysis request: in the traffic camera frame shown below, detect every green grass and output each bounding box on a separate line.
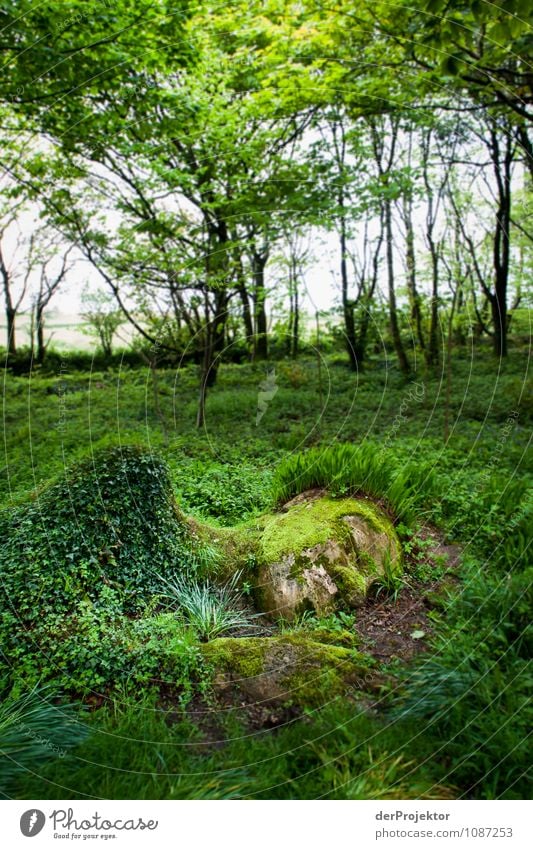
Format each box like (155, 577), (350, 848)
(1, 342), (531, 799)
(156, 571), (258, 641)
(0, 686), (88, 797)
(15, 698), (453, 800)
(271, 442), (437, 524)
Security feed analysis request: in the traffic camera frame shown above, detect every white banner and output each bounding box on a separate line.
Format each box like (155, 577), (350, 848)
(2, 800), (530, 849)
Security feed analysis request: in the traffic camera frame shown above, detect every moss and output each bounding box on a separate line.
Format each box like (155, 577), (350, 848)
(302, 627), (360, 649)
(356, 551), (380, 576)
(279, 635), (371, 706)
(201, 637), (267, 679)
(259, 496), (397, 564)
(327, 564), (367, 605)
(178, 496), (400, 596)
(200, 634), (372, 709)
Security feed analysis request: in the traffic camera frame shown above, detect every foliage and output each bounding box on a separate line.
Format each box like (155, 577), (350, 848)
(393, 557), (532, 798)
(0, 446), (217, 694)
(0, 0), (530, 806)
(1, 586), (206, 698)
(156, 571), (258, 641)
(15, 698), (451, 800)
(0, 445), (204, 624)
(0, 685), (88, 795)
(174, 460), (272, 525)
(80, 287), (125, 357)
(0, 1), (191, 112)
(272, 441), (437, 524)
(0, 344), (530, 800)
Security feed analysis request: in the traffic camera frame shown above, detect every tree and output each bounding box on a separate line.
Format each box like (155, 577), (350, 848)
(0, 208), (33, 355)
(274, 231), (312, 359)
(448, 115), (520, 357)
(419, 121), (458, 367)
(31, 243), (74, 363)
(380, 0), (533, 125)
(0, 1), (190, 110)
(368, 114), (411, 375)
(81, 287), (124, 358)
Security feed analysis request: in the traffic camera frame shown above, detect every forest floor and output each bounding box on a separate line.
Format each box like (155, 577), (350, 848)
(1, 342), (531, 800)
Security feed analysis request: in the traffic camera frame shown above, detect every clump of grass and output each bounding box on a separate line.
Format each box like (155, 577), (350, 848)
(392, 558), (533, 798)
(156, 570), (258, 641)
(372, 553), (407, 601)
(0, 685), (87, 794)
(271, 442), (436, 524)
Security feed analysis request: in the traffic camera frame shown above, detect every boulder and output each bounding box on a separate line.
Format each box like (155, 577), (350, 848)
(255, 494), (401, 621)
(201, 634), (370, 707)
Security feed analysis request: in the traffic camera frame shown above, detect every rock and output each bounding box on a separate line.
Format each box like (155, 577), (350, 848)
(201, 634), (370, 707)
(255, 495), (401, 621)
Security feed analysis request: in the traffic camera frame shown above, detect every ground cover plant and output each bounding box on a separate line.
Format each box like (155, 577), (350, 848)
(1, 344), (531, 800)
(0, 0), (531, 806)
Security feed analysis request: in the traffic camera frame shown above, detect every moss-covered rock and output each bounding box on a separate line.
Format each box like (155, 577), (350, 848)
(255, 495), (401, 621)
(201, 634), (371, 707)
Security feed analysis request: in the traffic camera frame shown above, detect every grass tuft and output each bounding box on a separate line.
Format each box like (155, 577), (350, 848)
(272, 442), (436, 524)
(156, 570), (259, 641)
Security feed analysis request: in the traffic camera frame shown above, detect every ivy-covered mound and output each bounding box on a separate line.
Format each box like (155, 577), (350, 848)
(0, 447), (208, 694)
(0, 446), (199, 623)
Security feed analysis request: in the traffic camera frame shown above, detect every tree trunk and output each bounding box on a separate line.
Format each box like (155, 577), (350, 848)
(196, 292), (212, 429)
(253, 252), (268, 360)
(292, 277), (299, 358)
(384, 198), (410, 375)
(340, 222), (358, 371)
(491, 130), (512, 358)
(286, 287), (294, 356)
(6, 306), (16, 355)
(354, 307), (371, 365)
(517, 126), (533, 183)
(238, 281), (254, 344)
(36, 305), (45, 364)
(403, 193), (425, 351)
(426, 241), (440, 367)
(444, 286), (459, 443)
(205, 290), (228, 389)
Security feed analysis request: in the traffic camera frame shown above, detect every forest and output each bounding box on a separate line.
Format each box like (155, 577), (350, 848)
(0, 0), (531, 802)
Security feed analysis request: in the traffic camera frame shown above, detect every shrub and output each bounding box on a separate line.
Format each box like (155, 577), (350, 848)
(0, 445), (203, 624)
(1, 591), (205, 697)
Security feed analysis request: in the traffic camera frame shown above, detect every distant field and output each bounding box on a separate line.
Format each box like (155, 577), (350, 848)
(0, 313), (136, 351)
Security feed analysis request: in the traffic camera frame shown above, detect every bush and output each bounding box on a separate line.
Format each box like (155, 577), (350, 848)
(0, 446), (217, 694)
(1, 588), (206, 696)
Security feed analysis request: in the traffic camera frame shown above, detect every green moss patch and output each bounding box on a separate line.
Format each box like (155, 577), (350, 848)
(258, 496), (397, 565)
(201, 634), (371, 708)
